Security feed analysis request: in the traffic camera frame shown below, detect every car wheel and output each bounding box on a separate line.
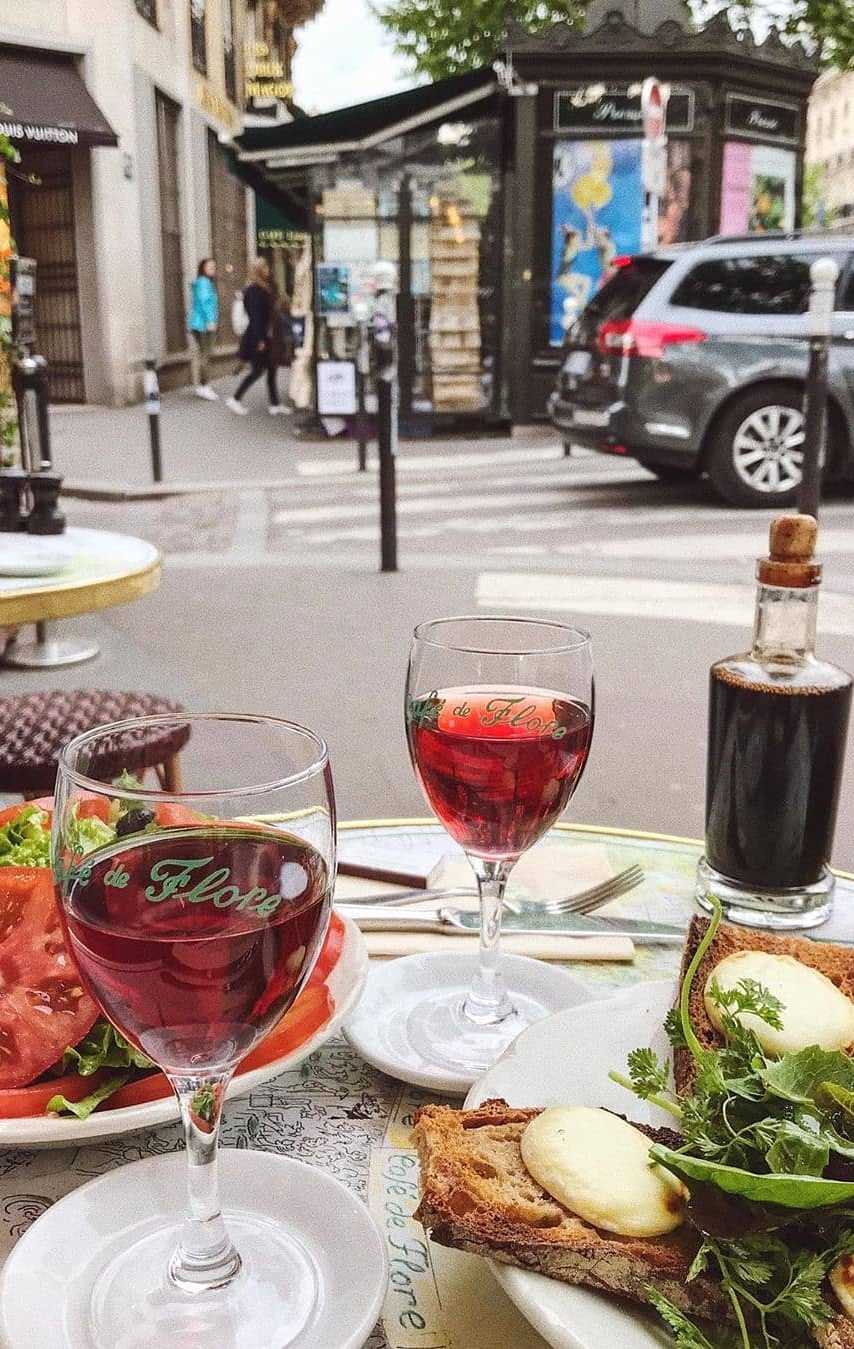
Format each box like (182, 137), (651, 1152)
(707, 385), (813, 508)
(638, 461), (699, 484)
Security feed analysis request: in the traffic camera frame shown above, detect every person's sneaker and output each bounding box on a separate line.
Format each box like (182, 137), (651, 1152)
(195, 384), (218, 400)
(268, 405), (286, 416)
(226, 397), (248, 416)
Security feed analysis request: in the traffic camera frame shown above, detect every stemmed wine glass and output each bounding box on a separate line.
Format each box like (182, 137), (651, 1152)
(49, 715), (345, 1347)
(405, 616), (594, 1077)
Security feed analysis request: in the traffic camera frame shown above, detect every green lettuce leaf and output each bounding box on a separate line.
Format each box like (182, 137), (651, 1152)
(62, 1020), (152, 1077)
(820, 1081), (854, 1123)
(762, 1046), (854, 1107)
(649, 1143), (854, 1209)
(764, 1119), (829, 1178)
(65, 813), (115, 857)
(0, 806), (50, 867)
(47, 1072), (132, 1120)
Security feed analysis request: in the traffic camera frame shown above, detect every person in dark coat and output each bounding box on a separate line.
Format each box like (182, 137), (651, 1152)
(226, 260), (285, 416)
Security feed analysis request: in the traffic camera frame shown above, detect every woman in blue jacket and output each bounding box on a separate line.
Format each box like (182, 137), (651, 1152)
(189, 258), (220, 400)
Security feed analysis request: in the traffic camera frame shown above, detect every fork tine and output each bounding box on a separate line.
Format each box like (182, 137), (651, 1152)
(547, 865), (644, 915)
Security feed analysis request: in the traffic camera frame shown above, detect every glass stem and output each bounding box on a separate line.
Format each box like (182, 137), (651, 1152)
(464, 857), (515, 1026)
(169, 1070), (242, 1293)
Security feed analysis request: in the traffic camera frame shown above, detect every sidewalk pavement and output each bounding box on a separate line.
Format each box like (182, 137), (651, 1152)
(50, 377), (557, 498)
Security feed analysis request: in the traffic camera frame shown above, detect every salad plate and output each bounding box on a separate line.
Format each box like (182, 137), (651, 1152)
(466, 980), (676, 1349)
(0, 914), (367, 1149)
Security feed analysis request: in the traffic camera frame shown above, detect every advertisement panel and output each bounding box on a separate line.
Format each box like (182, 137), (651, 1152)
(719, 141), (796, 235)
(550, 139), (643, 346)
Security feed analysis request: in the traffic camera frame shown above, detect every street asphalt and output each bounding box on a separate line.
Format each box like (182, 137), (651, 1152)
(10, 378), (854, 870)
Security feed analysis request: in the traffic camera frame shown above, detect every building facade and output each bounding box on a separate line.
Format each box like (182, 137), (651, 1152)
(806, 70), (854, 225)
(0, 0), (253, 404)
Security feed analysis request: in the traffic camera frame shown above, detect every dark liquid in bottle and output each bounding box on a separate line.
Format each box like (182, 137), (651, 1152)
(706, 666), (852, 889)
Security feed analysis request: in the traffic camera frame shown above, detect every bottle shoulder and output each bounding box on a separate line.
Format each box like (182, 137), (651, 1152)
(711, 652), (852, 693)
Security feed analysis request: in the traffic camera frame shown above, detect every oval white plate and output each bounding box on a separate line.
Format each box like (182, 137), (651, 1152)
(0, 916), (367, 1149)
(0, 542), (74, 577)
(466, 980), (676, 1349)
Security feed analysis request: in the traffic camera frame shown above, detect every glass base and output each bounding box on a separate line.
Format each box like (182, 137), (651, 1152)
(90, 1214), (317, 1349)
(696, 856), (834, 930)
(406, 987), (548, 1077)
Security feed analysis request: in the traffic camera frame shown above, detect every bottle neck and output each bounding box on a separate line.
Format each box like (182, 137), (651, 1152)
(751, 581), (818, 666)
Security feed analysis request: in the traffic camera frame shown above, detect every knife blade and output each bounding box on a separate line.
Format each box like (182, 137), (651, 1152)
(337, 904), (686, 946)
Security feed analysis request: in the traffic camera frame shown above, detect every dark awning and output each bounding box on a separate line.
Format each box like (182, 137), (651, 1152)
(0, 46), (118, 148)
(235, 66), (498, 169)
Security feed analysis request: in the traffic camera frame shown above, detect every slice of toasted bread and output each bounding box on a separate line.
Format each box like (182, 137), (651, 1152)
(673, 916), (854, 1096)
(413, 1098), (729, 1323)
(413, 1098), (854, 1346)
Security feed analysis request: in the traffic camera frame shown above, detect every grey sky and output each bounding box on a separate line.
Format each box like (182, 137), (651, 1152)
(292, 0), (416, 114)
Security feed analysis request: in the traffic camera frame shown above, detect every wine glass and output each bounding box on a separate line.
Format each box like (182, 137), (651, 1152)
(405, 616), (594, 1076)
(51, 714), (338, 1347)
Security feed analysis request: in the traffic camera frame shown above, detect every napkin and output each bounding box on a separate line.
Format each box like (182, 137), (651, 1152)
(335, 844), (634, 962)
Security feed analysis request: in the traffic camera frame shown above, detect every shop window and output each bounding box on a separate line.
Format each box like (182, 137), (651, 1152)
(671, 254), (818, 316)
(190, 0), (207, 75)
(155, 90), (186, 353)
(222, 0), (236, 104)
(135, 0), (158, 24)
(207, 129), (247, 336)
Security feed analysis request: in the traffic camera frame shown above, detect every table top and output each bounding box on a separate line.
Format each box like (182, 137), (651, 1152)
(0, 527), (161, 625)
(1, 820), (851, 1349)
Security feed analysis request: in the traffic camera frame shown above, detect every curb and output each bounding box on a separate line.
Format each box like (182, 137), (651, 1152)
(61, 478), (300, 501)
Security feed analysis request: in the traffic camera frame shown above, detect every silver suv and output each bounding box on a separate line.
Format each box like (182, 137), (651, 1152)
(548, 233), (854, 507)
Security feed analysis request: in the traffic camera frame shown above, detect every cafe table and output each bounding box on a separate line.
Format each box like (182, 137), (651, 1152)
(0, 819), (851, 1349)
(0, 526), (161, 669)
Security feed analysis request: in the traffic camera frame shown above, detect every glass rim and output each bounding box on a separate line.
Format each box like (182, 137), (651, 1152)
(57, 712), (330, 802)
(412, 614), (592, 656)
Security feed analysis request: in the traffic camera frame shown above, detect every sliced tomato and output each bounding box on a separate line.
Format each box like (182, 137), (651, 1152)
(74, 798), (112, 822)
(308, 912), (345, 988)
(106, 1071), (171, 1110)
(154, 803), (207, 828)
(0, 1069), (109, 1118)
(0, 867), (99, 1089)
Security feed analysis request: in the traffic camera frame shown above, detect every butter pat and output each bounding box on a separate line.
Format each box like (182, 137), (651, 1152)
(520, 1106), (686, 1238)
(704, 951), (854, 1058)
(830, 1256), (854, 1322)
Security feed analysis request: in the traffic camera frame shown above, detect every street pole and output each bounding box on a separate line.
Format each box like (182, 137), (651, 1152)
(640, 78), (669, 254)
(355, 318), (370, 472)
(372, 285), (399, 573)
(798, 256), (839, 521)
(144, 359), (163, 483)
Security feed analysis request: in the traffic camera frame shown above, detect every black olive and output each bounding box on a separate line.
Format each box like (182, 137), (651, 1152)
(115, 808), (155, 837)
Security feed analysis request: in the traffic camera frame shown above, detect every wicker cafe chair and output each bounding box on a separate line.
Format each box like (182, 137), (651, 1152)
(0, 690), (190, 800)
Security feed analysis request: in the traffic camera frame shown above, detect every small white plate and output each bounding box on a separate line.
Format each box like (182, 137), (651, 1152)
(0, 542), (74, 577)
(466, 980), (675, 1349)
(0, 916), (368, 1148)
(0, 1148), (387, 1349)
(344, 951), (592, 1095)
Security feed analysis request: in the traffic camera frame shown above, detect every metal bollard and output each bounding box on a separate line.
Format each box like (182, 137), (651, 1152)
(372, 309), (398, 574)
(798, 256), (839, 520)
(355, 318), (370, 473)
(144, 359), (163, 483)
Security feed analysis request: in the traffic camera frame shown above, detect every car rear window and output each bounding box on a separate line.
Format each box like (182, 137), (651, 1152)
(570, 257), (671, 343)
(669, 253), (821, 315)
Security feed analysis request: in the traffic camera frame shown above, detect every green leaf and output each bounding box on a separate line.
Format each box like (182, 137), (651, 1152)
(644, 1288), (730, 1349)
(707, 977), (784, 1032)
(47, 1072), (131, 1120)
(0, 805), (50, 868)
(764, 1119), (829, 1178)
(65, 812), (115, 858)
(820, 1080), (854, 1122)
(664, 1006), (688, 1049)
(762, 1046), (854, 1107)
(649, 1143), (854, 1210)
(626, 1046), (669, 1099)
(62, 1020), (152, 1076)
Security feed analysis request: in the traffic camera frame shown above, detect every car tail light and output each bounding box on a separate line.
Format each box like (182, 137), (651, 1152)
(596, 319), (707, 359)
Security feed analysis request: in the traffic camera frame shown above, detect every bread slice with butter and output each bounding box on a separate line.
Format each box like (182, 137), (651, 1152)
(673, 916), (854, 1096)
(413, 1098), (854, 1347)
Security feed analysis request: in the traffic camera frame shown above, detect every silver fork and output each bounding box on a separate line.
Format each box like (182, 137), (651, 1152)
(504, 864), (644, 916)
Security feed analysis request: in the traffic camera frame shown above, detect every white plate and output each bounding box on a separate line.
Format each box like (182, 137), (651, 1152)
(344, 951), (593, 1095)
(0, 1148), (387, 1349)
(466, 980), (676, 1349)
(0, 542), (74, 577)
(0, 916), (368, 1148)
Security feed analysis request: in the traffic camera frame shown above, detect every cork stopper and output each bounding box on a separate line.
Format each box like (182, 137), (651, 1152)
(757, 514), (821, 587)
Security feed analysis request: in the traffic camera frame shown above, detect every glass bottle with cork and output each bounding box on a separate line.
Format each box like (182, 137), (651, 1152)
(697, 513), (852, 929)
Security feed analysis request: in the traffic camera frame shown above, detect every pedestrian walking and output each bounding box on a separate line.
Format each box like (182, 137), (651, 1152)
(189, 258), (220, 400)
(226, 260), (285, 417)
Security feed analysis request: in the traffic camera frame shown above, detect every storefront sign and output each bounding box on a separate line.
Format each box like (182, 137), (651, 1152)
(245, 42), (294, 103)
(725, 95), (799, 145)
(555, 87), (693, 134)
(317, 360), (357, 416)
(196, 80), (239, 132)
(0, 121), (78, 145)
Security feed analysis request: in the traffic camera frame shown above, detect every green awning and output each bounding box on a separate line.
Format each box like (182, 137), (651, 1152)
(255, 193), (305, 246)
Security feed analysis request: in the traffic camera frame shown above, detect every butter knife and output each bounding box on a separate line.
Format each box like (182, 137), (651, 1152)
(338, 904), (685, 946)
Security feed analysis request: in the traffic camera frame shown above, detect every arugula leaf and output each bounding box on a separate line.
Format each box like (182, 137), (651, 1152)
(47, 1072), (131, 1120)
(763, 1119), (829, 1178)
(0, 805), (50, 867)
(649, 1143), (854, 1209)
(762, 1046), (854, 1106)
(62, 1020), (152, 1076)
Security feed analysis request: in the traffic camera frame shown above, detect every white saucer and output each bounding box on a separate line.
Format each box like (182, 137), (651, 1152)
(344, 951), (591, 1095)
(0, 542), (73, 577)
(0, 1149), (387, 1349)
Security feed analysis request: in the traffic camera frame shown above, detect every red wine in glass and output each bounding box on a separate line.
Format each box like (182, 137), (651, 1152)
(63, 827), (331, 1074)
(408, 686), (593, 860)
